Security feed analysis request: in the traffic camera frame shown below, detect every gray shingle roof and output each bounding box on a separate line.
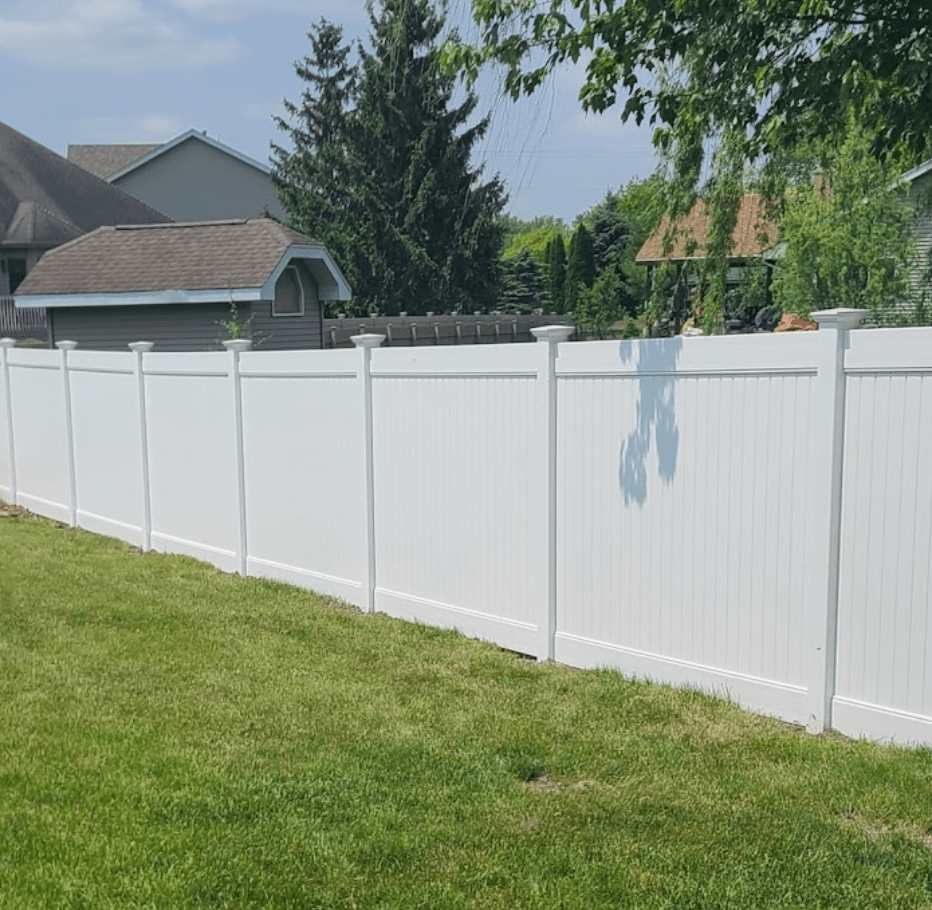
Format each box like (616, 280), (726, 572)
(1, 121), (171, 249)
(16, 218), (329, 296)
(67, 143), (160, 179)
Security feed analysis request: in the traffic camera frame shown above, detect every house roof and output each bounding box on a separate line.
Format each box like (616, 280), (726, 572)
(636, 194), (779, 264)
(15, 218), (351, 305)
(900, 157), (932, 185)
(72, 130), (274, 183)
(0, 120), (170, 248)
(67, 143), (160, 179)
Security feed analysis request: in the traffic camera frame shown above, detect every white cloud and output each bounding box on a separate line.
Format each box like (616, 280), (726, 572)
(0, 0), (244, 72)
(76, 113), (187, 143)
(165, 0), (364, 25)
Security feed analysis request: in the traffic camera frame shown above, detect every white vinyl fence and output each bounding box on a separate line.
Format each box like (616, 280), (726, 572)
(1, 310), (930, 745)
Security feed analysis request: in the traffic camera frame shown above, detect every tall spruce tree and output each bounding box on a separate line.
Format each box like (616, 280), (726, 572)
(547, 234), (567, 314)
(349, 0), (506, 314)
(564, 223), (595, 314)
(275, 1), (506, 315)
(272, 19), (357, 287)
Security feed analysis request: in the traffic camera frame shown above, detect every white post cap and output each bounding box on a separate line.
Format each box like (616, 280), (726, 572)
(811, 308), (867, 330)
(128, 342), (155, 353)
(222, 339), (253, 352)
(56, 340), (78, 351)
(0, 338), (16, 349)
(531, 325), (575, 344)
(351, 333), (386, 349)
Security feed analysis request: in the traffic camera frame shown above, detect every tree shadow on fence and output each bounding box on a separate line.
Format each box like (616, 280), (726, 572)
(616, 336), (683, 506)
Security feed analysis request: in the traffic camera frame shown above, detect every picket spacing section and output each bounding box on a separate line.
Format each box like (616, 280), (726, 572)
(552, 334), (824, 724)
(4, 347), (74, 523)
(239, 348), (367, 605)
(834, 327), (932, 743)
(68, 350), (145, 545)
(369, 343), (551, 657)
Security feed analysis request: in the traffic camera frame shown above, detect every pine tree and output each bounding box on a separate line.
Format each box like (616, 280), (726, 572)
(347, 0), (506, 314)
(547, 234), (567, 314)
(275, 1), (506, 315)
(565, 223), (595, 313)
(499, 249), (546, 313)
(272, 19), (357, 296)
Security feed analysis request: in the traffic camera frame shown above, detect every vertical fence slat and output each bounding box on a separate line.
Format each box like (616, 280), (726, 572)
(806, 308), (867, 732)
(223, 339), (252, 576)
(532, 325), (574, 660)
(129, 342), (154, 551)
(0, 338), (16, 504)
(352, 333), (385, 613)
(56, 340), (78, 528)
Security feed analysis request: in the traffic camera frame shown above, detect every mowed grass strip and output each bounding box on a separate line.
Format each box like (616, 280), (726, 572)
(1, 512), (931, 909)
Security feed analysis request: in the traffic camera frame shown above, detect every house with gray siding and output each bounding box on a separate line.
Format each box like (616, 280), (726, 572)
(68, 130), (285, 223)
(13, 219), (350, 351)
(900, 158), (932, 312)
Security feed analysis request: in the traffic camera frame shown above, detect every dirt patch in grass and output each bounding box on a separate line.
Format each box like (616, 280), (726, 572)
(842, 811), (932, 851)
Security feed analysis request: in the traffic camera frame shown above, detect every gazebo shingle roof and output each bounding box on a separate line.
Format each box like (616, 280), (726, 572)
(636, 194), (779, 263)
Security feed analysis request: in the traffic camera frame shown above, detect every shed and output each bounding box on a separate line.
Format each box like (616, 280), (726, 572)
(13, 218), (351, 351)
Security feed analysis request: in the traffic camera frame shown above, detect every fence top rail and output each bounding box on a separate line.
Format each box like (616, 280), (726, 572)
(555, 333), (822, 377)
(845, 326), (932, 373)
(369, 340), (544, 376)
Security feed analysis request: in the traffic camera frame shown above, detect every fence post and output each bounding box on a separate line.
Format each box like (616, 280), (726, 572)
(0, 338), (16, 505)
(129, 343), (154, 552)
(352, 333), (385, 613)
(223, 339), (252, 576)
(56, 340), (78, 528)
(806, 308), (866, 733)
(532, 325), (575, 660)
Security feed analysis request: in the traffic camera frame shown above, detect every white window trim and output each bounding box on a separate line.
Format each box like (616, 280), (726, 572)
(272, 264), (305, 317)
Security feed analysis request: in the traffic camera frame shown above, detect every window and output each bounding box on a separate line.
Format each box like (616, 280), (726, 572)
(6, 258), (26, 294)
(273, 265), (303, 316)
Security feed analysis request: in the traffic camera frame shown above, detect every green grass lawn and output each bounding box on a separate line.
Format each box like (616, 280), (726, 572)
(1, 509), (932, 909)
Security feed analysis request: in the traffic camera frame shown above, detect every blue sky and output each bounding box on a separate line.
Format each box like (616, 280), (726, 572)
(1, 0), (658, 223)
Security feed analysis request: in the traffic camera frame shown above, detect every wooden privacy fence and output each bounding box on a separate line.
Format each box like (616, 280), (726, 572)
(322, 313), (572, 348)
(0, 297), (46, 341)
(1, 309), (931, 745)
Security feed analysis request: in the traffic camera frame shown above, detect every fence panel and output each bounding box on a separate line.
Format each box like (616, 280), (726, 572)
(834, 327), (932, 742)
(553, 335), (823, 724)
(240, 349), (367, 605)
(369, 344), (550, 657)
(5, 349), (72, 522)
(68, 351), (145, 545)
(143, 353), (240, 572)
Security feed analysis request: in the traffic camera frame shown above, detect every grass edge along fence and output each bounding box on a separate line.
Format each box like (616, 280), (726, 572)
(2, 309), (931, 746)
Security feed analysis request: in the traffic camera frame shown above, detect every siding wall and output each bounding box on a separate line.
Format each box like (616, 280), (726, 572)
(250, 264), (322, 350)
(112, 138), (285, 221)
(48, 291), (323, 352)
(908, 174), (932, 311)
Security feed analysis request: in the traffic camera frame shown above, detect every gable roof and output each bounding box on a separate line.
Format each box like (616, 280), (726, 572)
(67, 143), (160, 180)
(0, 120), (171, 249)
(900, 157), (932, 186)
(15, 218), (351, 305)
(95, 130), (273, 183)
(636, 194), (779, 264)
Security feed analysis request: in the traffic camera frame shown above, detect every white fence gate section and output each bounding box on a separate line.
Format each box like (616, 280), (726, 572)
(1, 309), (930, 745)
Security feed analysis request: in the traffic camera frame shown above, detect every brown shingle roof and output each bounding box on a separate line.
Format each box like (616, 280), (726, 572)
(636, 194), (779, 263)
(0, 120), (171, 247)
(67, 143), (160, 179)
(16, 218), (321, 296)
